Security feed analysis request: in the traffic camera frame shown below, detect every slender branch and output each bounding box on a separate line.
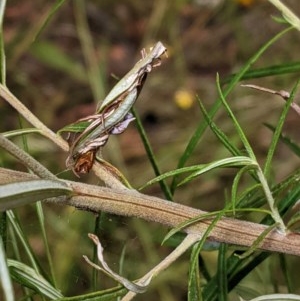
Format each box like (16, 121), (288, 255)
(0, 84), (68, 151)
(0, 134), (58, 181)
(1, 167), (300, 256)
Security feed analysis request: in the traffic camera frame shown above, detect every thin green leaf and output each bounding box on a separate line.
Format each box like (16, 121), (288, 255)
(271, 15), (290, 25)
(264, 123), (300, 157)
(188, 209), (227, 300)
(34, 0), (67, 41)
(58, 120), (91, 135)
(238, 169), (300, 210)
(8, 259), (63, 299)
(237, 223), (278, 259)
(140, 165), (205, 190)
(7, 210), (44, 273)
(3, 128), (42, 138)
(74, 0), (106, 101)
(143, 157), (256, 190)
(264, 80), (300, 177)
(165, 207), (272, 248)
(0, 236), (14, 301)
(30, 41), (87, 83)
(36, 202), (57, 288)
(231, 165), (258, 214)
(163, 211), (219, 245)
(0, 180), (72, 211)
(222, 61), (300, 84)
(197, 96), (240, 156)
(216, 74), (256, 160)
(179, 156), (257, 186)
(279, 254), (292, 293)
(171, 26), (293, 192)
(188, 243), (202, 301)
(234, 183), (262, 209)
(133, 108), (173, 200)
(217, 243), (228, 301)
(57, 286), (126, 300)
(287, 211), (300, 231)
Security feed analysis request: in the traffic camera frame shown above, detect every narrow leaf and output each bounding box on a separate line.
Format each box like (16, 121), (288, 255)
(0, 180), (72, 211)
(264, 123), (300, 157)
(8, 259), (63, 299)
(197, 96), (240, 156)
(217, 243), (228, 301)
(34, 0), (67, 41)
(263, 80), (300, 177)
(133, 108), (173, 200)
(30, 41), (87, 82)
(222, 61), (300, 84)
(188, 243), (202, 301)
(0, 236), (14, 301)
(179, 156), (257, 186)
(216, 74), (256, 160)
(140, 165), (204, 190)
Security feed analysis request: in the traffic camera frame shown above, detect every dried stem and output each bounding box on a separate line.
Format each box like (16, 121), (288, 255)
(1, 167), (300, 256)
(122, 234), (201, 301)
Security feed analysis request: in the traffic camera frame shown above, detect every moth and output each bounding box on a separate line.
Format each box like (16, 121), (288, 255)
(60, 42), (167, 175)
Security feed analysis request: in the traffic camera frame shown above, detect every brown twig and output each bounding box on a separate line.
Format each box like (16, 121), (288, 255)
(1, 167), (300, 256)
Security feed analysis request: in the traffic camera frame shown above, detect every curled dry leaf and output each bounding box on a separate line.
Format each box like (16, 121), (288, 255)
(83, 233), (152, 294)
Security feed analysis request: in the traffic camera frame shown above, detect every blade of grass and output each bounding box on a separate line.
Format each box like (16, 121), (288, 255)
(132, 108), (173, 200)
(170, 26), (293, 193)
(142, 157), (256, 189)
(264, 123), (300, 157)
(197, 96), (240, 156)
(222, 61), (300, 84)
(33, 0), (67, 41)
(217, 243), (228, 301)
(0, 235), (14, 301)
(8, 259), (63, 299)
(263, 80), (300, 177)
(140, 165), (205, 190)
(216, 73), (256, 160)
(188, 243), (202, 301)
(237, 223), (279, 259)
(30, 41), (87, 83)
(35, 202), (57, 288)
(179, 156), (257, 186)
(188, 209), (227, 301)
(279, 254), (292, 293)
(7, 210), (41, 274)
(231, 165), (258, 214)
(56, 286), (127, 300)
(74, 0), (106, 101)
